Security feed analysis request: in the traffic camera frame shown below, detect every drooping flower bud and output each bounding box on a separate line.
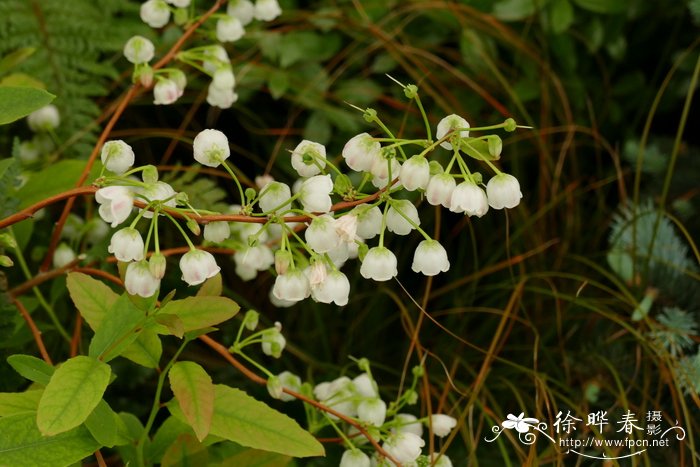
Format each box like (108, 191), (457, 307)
(100, 140), (135, 175)
(193, 129), (230, 168)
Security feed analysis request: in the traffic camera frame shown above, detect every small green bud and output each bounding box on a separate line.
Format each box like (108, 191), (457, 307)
(412, 365), (424, 378)
(504, 118), (517, 132)
(471, 172), (483, 185)
(149, 253), (166, 279)
(404, 389), (418, 405)
(0, 255), (14, 267)
(0, 233), (17, 249)
(267, 376), (283, 400)
(487, 135), (502, 159)
(404, 84), (418, 99)
(186, 218), (201, 236)
(357, 242), (369, 261)
(428, 160), (444, 176)
(333, 173), (353, 196)
(142, 165), (159, 184)
(274, 249), (293, 275)
(243, 309), (259, 331)
(175, 192), (189, 205)
(357, 357), (371, 373)
(173, 7), (189, 25)
(245, 187), (257, 203)
(363, 108), (377, 123)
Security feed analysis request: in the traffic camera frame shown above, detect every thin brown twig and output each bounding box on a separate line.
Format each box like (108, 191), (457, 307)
(10, 296), (53, 365)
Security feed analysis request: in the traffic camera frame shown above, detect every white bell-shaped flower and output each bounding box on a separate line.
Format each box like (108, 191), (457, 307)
(272, 269), (310, 303)
(96, 186), (134, 227)
(450, 180), (488, 217)
(108, 227), (144, 262)
(179, 249), (221, 286)
(386, 199), (419, 236)
(227, 0), (255, 25)
(430, 414), (458, 437)
(313, 376), (357, 419)
(101, 140), (135, 175)
(399, 155), (430, 191)
(299, 174), (333, 213)
(166, 0), (190, 7)
(326, 242), (350, 268)
(140, 0), (170, 28)
(395, 413), (423, 437)
(334, 214), (358, 243)
(311, 270), (350, 306)
(27, 105), (60, 132)
(291, 140), (326, 177)
(202, 45), (230, 74)
(123, 35), (155, 64)
(357, 398), (387, 427)
(360, 246), (398, 282)
(193, 129), (230, 167)
(436, 114), (470, 150)
(305, 214), (341, 253)
(203, 221), (231, 243)
(261, 324), (286, 357)
(276, 371), (302, 402)
(342, 133), (381, 172)
(412, 239), (450, 276)
(486, 173), (522, 209)
(254, 0), (282, 21)
(353, 206), (383, 240)
(206, 83), (238, 109)
(53, 243), (76, 269)
(259, 181), (291, 212)
(153, 79), (182, 105)
(138, 181), (177, 219)
(353, 373), (378, 398)
(370, 157), (401, 189)
(212, 68), (236, 90)
(234, 260), (257, 281)
(235, 245), (274, 271)
(430, 453), (454, 467)
(216, 15), (245, 42)
(382, 432), (425, 464)
(125, 260), (160, 297)
(339, 449), (370, 467)
(425, 173), (456, 208)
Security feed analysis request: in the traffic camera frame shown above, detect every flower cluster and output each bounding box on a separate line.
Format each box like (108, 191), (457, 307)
(17, 105), (60, 165)
(125, 0), (282, 109)
(93, 136), (224, 297)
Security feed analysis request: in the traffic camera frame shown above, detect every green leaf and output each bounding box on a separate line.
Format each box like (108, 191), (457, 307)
(197, 273), (222, 297)
(268, 69), (289, 100)
(7, 354), (54, 385)
(0, 86), (55, 125)
(0, 413), (100, 467)
(85, 399), (129, 448)
(120, 326), (163, 369)
(0, 48), (36, 74)
(154, 313), (185, 338)
(169, 362), (215, 441)
(66, 272), (119, 331)
(16, 159), (101, 209)
(161, 433), (208, 467)
(158, 296), (239, 333)
(219, 449), (292, 467)
(572, 0), (628, 13)
(149, 416), (194, 464)
(88, 293), (146, 363)
(36, 355), (111, 436)
(0, 390), (42, 416)
(460, 137), (500, 161)
(172, 384), (324, 458)
(549, 0), (574, 34)
(493, 0), (538, 21)
(277, 31), (343, 68)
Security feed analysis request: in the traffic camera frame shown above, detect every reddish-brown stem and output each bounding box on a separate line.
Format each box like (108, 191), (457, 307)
(0, 186), (98, 230)
(198, 334), (402, 466)
(70, 314), (82, 358)
(10, 296), (53, 365)
(8, 257), (82, 298)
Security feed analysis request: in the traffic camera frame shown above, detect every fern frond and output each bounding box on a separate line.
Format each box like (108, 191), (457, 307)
(649, 307), (698, 357)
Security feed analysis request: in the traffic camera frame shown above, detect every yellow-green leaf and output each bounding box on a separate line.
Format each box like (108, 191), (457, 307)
(219, 449), (291, 467)
(158, 296), (239, 333)
(120, 326), (163, 369)
(88, 293), (146, 362)
(7, 354), (54, 385)
(0, 413), (99, 467)
(36, 355), (111, 436)
(0, 390), (42, 416)
(196, 273), (222, 297)
(0, 86), (54, 125)
(161, 433), (208, 467)
(66, 272), (119, 331)
(169, 362), (214, 441)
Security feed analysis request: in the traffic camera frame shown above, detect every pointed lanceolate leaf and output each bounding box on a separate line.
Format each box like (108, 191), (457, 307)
(158, 296), (239, 333)
(88, 293), (146, 362)
(120, 326), (163, 369)
(6, 354), (54, 385)
(0, 413), (100, 467)
(196, 273), (222, 296)
(170, 384), (324, 458)
(66, 272), (119, 331)
(85, 399), (130, 448)
(36, 355), (111, 436)
(459, 137), (500, 161)
(0, 86), (54, 125)
(168, 362), (215, 441)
